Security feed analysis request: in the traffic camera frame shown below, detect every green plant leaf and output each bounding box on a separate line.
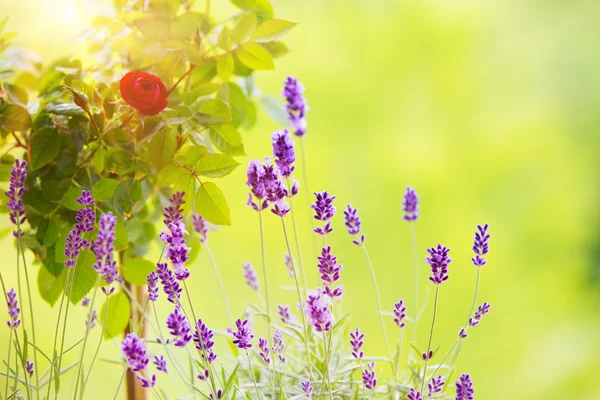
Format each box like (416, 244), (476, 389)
(69, 250), (98, 305)
(180, 145), (209, 166)
(237, 42), (274, 70)
(231, 12), (257, 44)
(113, 179), (142, 217)
(114, 217), (129, 251)
(122, 258), (155, 286)
(60, 186), (84, 211)
(217, 54), (234, 82)
(217, 82), (248, 128)
(157, 164), (191, 188)
(263, 41), (289, 58)
(29, 127), (61, 170)
(260, 95), (290, 126)
(209, 124), (244, 156)
(148, 129), (177, 170)
(252, 19), (296, 42)
(101, 291), (131, 339)
(222, 364), (240, 397)
(38, 267), (65, 306)
(196, 154), (240, 178)
(0, 104), (31, 134)
(47, 103), (86, 116)
(197, 99), (232, 125)
(92, 179), (120, 202)
(195, 182), (231, 225)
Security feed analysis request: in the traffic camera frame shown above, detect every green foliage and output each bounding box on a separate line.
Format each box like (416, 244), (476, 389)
(100, 291), (131, 339)
(121, 258), (156, 286)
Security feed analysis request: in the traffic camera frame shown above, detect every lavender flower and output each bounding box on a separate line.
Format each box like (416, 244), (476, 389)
(422, 350), (433, 360)
(5, 159), (27, 237)
(192, 214), (208, 243)
(210, 390), (223, 399)
(317, 246), (343, 298)
(393, 300), (407, 328)
(472, 224), (490, 267)
(312, 191), (336, 235)
(426, 244), (452, 284)
(407, 388), (423, 400)
(272, 329), (285, 363)
(403, 187), (419, 222)
(242, 262), (259, 291)
(137, 374), (156, 388)
(301, 380), (313, 398)
(75, 190), (95, 232)
(305, 288), (334, 332)
(147, 271), (159, 302)
(156, 263), (182, 303)
(344, 205), (365, 245)
(153, 356), (167, 373)
(26, 360), (34, 377)
(163, 191), (185, 226)
(428, 375), (445, 396)
(82, 297), (90, 307)
(166, 305), (192, 347)
(92, 212), (119, 289)
(258, 338), (271, 364)
(282, 76), (308, 137)
(64, 229), (89, 268)
(6, 288), (20, 329)
(455, 374), (475, 400)
(262, 163), (290, 217)
(121, 333), (149, 373)
(160, 195), (191, 281)
(86, 309), (97, 329)
(459, 328), (468, 339)
(271, 129), (296, 177)
(284, 253), (294, 278)
(362, 362), (377, 390)
(469, 302), (491, 327)
(246, 160), (267, 211)
(227, 319), (253, 350)
(194, 319), (217, 363)
(278, 304), (294, 323)
(350, 328), (364, 360)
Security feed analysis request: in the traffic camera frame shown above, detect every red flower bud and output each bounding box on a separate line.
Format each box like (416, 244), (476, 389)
(119, 71), (168, 116)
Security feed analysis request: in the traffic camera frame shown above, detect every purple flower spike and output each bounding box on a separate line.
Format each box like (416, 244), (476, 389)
(82, 297), (90, 307)
(317, 246), (343, 298)
(362, 362), (377, 390)
(426, 244), (452, 284)
(455, 374), (475, 400)
(282, 76), (309, 137)
(137, 374), (156, 388)
(458, 328), (468, 339)
(227, 319), (253, 350)
(86, 309), (97, 329)
(246, 160), (268, 211)
(26, 360), (34, 377)
(393, 300), (407, 328)
(301, 380), (313, 398)
(428, 375), (445, 396)
(403, 187), (419, 222)
(156, 263), (181, 304)
(192, 214), (208, 243)
(210, 390), (223, 399)
(7, 288), (20, 329)
(407, 388), (423, 400)
(64, 229), (90, 268)
(166, 305), (192, 347)
(163, 191), (185, 226)
(350, 328), (364, 360)
(153, 355), (167, 373)
(278, 304), (295, 323)
(194, 319), (217, 363)
(121, 333), (149, 373)
(469, 302), (491, 327)
(147, 271), (159, 302)
(271, 129), (296, 178)
(284, 253), (294, 278)
(92, 212), (119, 287)
(258, 338), (271, 364)
(344, 205), (365, 245)
(422, 350), (433, 360)
(6, 159), (27, 237)
(472, 224), (491, 267)
(305, 288), (334, 332)
(242, 262), (259, 291)
(272, 330), (285, 363)
(312, 191), (336, 235)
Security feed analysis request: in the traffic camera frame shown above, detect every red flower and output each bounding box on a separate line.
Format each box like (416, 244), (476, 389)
(119, 71), (168, 116)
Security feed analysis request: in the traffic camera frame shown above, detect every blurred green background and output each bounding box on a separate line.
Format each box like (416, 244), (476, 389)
(1, 0), (600, 398)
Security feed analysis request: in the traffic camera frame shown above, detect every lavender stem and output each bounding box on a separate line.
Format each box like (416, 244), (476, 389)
(410, 222), (419, 343)
(421, 285), (440, 394)
(286, 178), (309, 296)
(258, 211), (272, 340)
(205, 243), (233, 325)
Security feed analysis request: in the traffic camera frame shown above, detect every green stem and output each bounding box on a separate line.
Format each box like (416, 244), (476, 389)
(361, 244), (394, 376)
(153, 303), (187, 383)
(410, 222), (419, 343)
(299, 138), (319, 261)
(421, 285), (440, 394)
(204, 243), (233, 325)
(280, 218), (313, 381)
(4, 330), (13, 400)
(319, 331), (334, 400)
(55, 268), (75, 398)
(13, 331), (32, 399)
(286, 179), (309, 296)
(80, 292), (111, 398)
(246, 351), (262, 400)
(258, 211), (272, 340)
(425, 338), (459, 388)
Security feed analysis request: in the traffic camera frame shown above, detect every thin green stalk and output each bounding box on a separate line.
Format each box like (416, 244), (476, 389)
(258, 211), (272, 340)
(299, 137), (318, 260)
(421, 285), (440, 394)
(280, 218), (312, 380)
(425, 339), (459, 388)
(318, 331), (333, 400)
(361, 244), (394, 376)
(4, 330), (14, 400)
(286, 178), (309, 296)
(394, 328), (404, 393)
(204, 243), (233, 325)
(13, 332), (32, 399)
(410, 222), (419, 343)
(246, 351), (262, 400)
(205, 0), (211, 16)
(153, 303), (187, 383)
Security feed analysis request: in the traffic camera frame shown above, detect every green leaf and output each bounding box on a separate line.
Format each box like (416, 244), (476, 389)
(237, 42), (274, 70)
(101, 291), (131, 339)
(217, 54), (234, 82)
(152, 0), (181, 17)
(172, 12), (204, 39)
(148, 129), (177, 170)
(217, 83), (248, 128)
(69, 250), (98, 305)
(92, 179), (120, 202)
(47, 103), (86, 116)
(195, 182), (231, 225)
(60, 186), (84, 211)
(29, 127), (61, 170)
(181, 146), (209, 166)
(222, 364), (240, 397)
(122, 258), (155, 286)
(209, 124), (244, 156)
(263, 41), (289, 58)
(196, 154), (240, 178)
(157, 164), (191, 188)
(260, 95), (290, 126)
(113, 179), (142, 217)
(231, 12), (257, 44)
(38, 267), (65, 306)
(93, 147), (109, 172)
(174, 173), (196, 216)
(0, 104), (31, 134)
(217, 26), (232, 51)
(197, 99), (232, 125)
(252, 19), (296, 42)
(114, 217), (129, 251)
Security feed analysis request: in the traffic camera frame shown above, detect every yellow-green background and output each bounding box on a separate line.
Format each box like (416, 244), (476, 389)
(1, 0), (600, 399)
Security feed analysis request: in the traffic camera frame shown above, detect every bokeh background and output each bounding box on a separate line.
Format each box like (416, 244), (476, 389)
(1, 0), (600, 399)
